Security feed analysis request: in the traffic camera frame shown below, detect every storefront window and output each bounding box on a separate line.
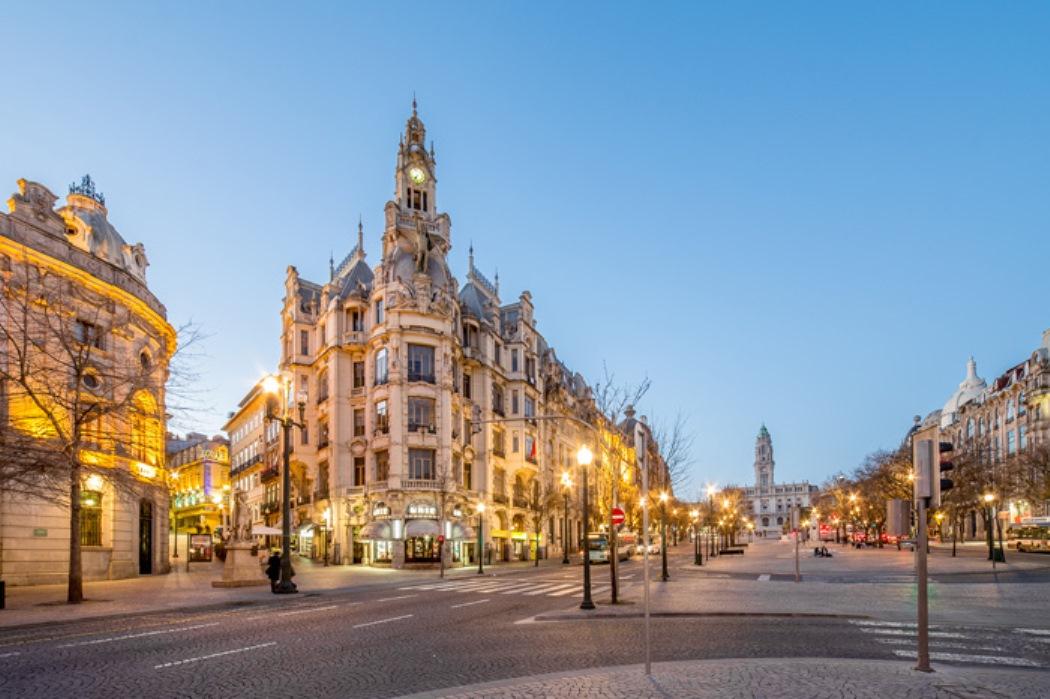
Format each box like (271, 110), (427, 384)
(405, 535), (440, 562)
(374, 540), (392, 563)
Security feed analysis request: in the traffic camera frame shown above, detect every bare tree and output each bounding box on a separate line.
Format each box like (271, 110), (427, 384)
(0, 258), (180, 602)
(652, 411), (696, 495)
(529, 475), (560, 567)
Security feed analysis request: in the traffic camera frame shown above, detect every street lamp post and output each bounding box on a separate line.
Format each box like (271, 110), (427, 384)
(476, 502), (485, 575)
(659, 492), (669, 582)
(263, 374), (306, 595)
(561, 471), (573, 565)
(578, 445), (595, 610)
(690, 509), (701, 565)
(706, 485), (718, 559)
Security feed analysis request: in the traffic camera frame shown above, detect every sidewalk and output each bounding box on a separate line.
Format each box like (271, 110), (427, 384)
(397, 657), (1050, 698)
(534, 541), (1050, 628)
(0, 554), (573, 628)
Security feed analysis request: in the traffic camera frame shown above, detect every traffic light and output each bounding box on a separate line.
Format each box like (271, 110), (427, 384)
(932, 441), (954, 507)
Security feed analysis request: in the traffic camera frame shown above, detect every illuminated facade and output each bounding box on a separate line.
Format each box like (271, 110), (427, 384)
(257, 104), (668, 568)
(935, 329), (1050, 527)
(167, 433), (231, 539)
(0, 177), (175, 585)
(223, 378), (282, 548)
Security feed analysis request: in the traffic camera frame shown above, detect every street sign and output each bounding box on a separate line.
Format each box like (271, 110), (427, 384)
(611, 507), (625, 527)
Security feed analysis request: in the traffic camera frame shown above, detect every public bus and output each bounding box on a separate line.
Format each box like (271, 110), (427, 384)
(587, 532), (636, 563)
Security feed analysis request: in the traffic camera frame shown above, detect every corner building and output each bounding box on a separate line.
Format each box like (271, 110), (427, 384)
(273, 105), (656, 567)
(0, 177), (174, 584)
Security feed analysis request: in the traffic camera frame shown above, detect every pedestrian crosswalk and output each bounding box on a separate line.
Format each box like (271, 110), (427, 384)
(848, 619), (1050, 669)
(398, 577), (613, 599)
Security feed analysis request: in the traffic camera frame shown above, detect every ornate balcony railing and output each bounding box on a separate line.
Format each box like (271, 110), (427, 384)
(492, 493), (508, 505)
(513, 496), (529, 509)
(408, 371), (435, 383)
(403, 479), (439, 490)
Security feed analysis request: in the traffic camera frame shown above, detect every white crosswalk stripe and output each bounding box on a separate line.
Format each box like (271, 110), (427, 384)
(397, 577), (606, 598)
(854, 620), (1049, 669)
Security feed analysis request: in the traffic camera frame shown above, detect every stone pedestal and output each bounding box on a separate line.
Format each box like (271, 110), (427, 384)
(211, 542), (268, 588)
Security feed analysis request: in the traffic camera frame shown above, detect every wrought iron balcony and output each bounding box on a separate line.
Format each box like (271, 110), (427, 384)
(492, 493), (508, 505)
(513, 496), (529, 509)
(408, 371), (435, 383)
(409, 423), (437, 434)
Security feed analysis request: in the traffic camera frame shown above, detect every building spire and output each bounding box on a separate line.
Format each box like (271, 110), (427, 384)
(357, 216), (364, 253)
(329, 251), (335, 280)
(494, 268), (499, 295)
(468, 241), (475, 272)
(412, 92), (417, 117)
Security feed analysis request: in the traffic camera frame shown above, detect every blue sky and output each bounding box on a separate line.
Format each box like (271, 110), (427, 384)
(3, 4), (1048, 493)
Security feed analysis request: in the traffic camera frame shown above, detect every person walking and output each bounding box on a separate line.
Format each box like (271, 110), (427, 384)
(265, 550), (281, 593)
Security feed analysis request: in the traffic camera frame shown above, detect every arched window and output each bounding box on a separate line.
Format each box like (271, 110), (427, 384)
(966, 419), (975, 440)
(1018, 392), (1027, 416)
(979, 418), (986, 436)
(131, 391), (161, 466)
(80, 490), (103, 546)
(1007, 400), (1016, 422)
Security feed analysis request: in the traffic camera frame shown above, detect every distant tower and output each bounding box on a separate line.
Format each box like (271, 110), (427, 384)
(754, 424), (774, 494)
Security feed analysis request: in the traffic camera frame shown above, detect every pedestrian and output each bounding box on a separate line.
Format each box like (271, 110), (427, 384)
(265, 550), (281, 592)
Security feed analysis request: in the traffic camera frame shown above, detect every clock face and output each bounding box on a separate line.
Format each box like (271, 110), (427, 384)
(409, 167), (427, 185)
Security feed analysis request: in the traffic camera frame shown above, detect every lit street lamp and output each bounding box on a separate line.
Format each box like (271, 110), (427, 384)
(578, 445), (595, 610)
(659, 491), (669, 582)
(561, 471), (573, 565)
(263, 373), (306, 595)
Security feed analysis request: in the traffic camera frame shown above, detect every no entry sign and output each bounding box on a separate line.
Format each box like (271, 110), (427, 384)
(611, 507), (625, 526)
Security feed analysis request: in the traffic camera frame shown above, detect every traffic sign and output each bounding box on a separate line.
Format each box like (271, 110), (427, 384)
(611, 507), (625, 526)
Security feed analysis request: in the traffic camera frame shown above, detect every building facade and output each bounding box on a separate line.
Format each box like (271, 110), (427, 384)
(228, 104), (669, 568)
(740, 425), (818, 537)
(167, 433), (231, 542)
(929, 329), (1050, 530)
(0, 176), (175, 585)
(223, 379), (282, 550)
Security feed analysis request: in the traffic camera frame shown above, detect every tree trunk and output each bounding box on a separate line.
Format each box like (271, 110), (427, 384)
(952, 512), (957, 557)
(68, 463), (83, 604)
(534, 522), (540, 567)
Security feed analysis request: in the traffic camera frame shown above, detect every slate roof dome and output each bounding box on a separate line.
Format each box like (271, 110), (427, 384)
(940, 357), (986, 428)
(59, 176), (149, 283)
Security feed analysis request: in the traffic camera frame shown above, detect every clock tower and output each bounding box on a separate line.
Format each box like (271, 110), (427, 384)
(754, 424), (774, 495)
(383, 99), (451, 262)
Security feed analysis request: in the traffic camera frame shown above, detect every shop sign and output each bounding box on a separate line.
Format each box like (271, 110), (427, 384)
(372, 502), (391, 517)
(407, 502), (437, 518)
(33, 528), (47, 537)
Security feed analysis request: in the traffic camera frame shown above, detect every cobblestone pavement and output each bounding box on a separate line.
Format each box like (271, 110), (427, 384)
(1, 546), (1048, 697)
(398, 657), (1050, 698)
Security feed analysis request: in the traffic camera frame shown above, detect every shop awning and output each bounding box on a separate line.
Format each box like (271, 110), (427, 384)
(360, 521), (393, 541)
(450, 522), (476, 540)
(252, 525), (282, 536)
(405, 519), (441, 538)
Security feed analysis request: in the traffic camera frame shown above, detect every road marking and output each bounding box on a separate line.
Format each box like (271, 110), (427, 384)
(352, 614), (413, 629)
(850, 620), (918, 628)
(376, 595), (416, 603)
(573, 585), (610, 598)
(451, 599), (491, 609)
(500, 584), (551, 595)
(524, 584), (575, 596)
(1015, 628), (1050, 636)
(892, 649), (1042, 668)
(757, 574), (771, 581)
(58, 622), (221, 648)
(859, 628), (966, 639)
(547, 585), (582, 596)
(154, 642), (277, 669)
(874, 639), (1006, 651)
(277, 605), (338, 617)
(0, 651), (21, 658)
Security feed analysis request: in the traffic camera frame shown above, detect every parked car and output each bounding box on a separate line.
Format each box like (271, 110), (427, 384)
(646, 541), (661, 554)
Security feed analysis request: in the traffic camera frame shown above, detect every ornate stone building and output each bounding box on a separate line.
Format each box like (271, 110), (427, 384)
(0, 176), (175, 585)
(231, 104), (669, 568)
(740, 425), (818, 537)
(931, 329), (1050, 528)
